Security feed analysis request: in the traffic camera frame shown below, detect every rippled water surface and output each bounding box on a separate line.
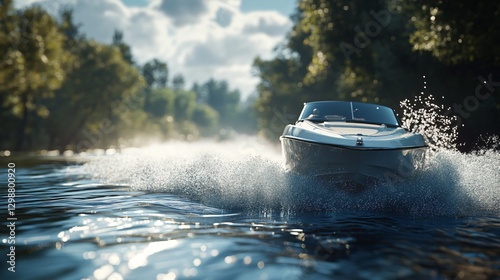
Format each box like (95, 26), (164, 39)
(2, 139), (500, 279)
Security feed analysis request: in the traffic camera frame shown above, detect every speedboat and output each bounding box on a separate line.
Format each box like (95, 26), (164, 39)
(280, 101), (427, 190)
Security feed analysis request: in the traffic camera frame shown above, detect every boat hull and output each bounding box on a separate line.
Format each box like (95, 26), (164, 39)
(281, 137), (427, 187)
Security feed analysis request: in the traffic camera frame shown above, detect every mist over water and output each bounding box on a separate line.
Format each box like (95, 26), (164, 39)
(84, 136), (500, 217)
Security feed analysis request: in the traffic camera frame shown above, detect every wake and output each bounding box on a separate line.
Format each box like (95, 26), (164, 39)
(83, 137), (500, 217)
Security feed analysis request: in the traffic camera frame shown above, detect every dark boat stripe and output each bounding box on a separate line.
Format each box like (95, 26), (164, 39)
(280, 136), (428, 151)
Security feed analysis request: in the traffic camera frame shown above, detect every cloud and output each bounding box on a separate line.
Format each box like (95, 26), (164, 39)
(72, 0), (129, 43)
(184, 9), (291, 64)
(242, 11), (291, 37)
(125, 10), (170, 59)
(185, 34), (256, 67)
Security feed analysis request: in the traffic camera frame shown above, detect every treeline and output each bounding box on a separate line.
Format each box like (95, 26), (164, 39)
(0, 0), (256, 152)
(253, 0), (500, 150)
(3, 0), (498, 152)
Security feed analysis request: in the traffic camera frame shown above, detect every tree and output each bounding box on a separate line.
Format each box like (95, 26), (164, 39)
(253, 55), (306, 139)
(0, 4), (67, 150)
(405, 1), (500, 66)
(112, 30), (134, 65)
(45, 40), (143, 150)
(142, 58), (168, 89)
(193, 79), (241, 126)
(141, 58), (168, 112)
(192, 103), (219, 135)
(0, 0), (20, 147)
(172, 74), (185, 91)
(59, 8), (82, 43)
(147, 88), (175, 118)
(173, 90), (196, 122)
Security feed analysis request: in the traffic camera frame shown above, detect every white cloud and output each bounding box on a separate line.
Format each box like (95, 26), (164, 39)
(16, 0), (292, 97)
(72, 0), (129, 42)
(242, 11), (291, 36)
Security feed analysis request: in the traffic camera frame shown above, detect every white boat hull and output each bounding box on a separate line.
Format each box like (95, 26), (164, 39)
(281, 137), (427, 188)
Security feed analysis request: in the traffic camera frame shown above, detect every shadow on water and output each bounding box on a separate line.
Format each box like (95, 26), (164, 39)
(277, 212), (500, 279)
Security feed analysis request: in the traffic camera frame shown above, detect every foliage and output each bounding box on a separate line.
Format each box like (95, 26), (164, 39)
(192, 79), (258, 133)
(112, 30), (134, 65)
(193, 103), (219, 135)
(0, 3), (68, 150)
(193, 79), (239, 125)
(172, 74), (185, 91)
(44, 40), (144, 150)
(147, 88), (175, 119)
(142, 58), (168, 89)
(404, 1), (500, 66)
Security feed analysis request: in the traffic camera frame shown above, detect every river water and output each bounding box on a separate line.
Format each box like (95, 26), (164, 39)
(1, 139), (500, 279)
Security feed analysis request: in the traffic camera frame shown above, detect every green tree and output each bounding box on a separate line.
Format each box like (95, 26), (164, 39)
(253, 55), (306, 139)
(148, 87), (175, 118)
(234, 94), (258, 134)
(173, 89), (199, 139)
(45, 40), (143, 150)
(0, 0), (20, 147)
(0, 4), (67, 150)
(405, 1), (500, 66)
(193, 79), (241, 126)
(59, 8), (82, 43)
(172, 74), (185, 92)
(404, 1), (500, 149)
(192, 103), (219, 135)
(142, 59), (168, 88)
(112, 30), (134, 65)
(141, 58), (168, 112)
(173, 90), (196, 122)
(297, 0), (396, 100)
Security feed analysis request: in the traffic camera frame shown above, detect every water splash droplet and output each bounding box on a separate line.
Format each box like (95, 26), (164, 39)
(400, 93), (458, 151)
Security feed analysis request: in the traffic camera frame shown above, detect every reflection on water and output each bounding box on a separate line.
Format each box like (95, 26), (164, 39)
(1, 138), (500, 279)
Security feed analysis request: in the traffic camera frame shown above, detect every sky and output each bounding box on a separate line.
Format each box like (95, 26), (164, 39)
(16, 0), (297, 98)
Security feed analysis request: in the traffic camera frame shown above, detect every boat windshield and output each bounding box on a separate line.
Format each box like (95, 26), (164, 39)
(298, 101), (400, 127)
